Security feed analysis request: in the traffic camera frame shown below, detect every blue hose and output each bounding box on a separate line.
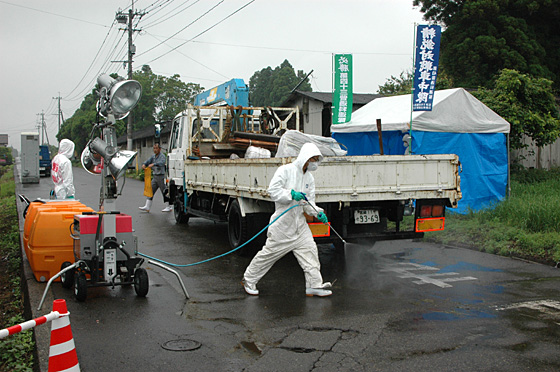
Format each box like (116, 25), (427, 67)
(137, 204), (300, 267)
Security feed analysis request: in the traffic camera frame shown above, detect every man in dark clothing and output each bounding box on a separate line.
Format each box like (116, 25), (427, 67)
(139, 143), (172, 212)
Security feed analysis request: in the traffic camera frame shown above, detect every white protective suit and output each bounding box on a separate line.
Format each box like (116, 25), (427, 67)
(51, 139), (75, 199)
(243, 142), (327, 289)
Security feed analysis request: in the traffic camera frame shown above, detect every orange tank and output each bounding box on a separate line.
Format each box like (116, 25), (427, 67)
(23, 201), (94, 282)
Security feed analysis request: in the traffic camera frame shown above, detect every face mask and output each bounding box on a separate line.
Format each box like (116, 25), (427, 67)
(307, 162), (319, 171)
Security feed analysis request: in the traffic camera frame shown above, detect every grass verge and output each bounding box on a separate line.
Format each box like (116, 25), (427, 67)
(0, 166), (34, 372)
(425, 168), (560, 265)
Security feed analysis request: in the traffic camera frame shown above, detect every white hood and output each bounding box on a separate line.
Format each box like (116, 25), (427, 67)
(292, 142), (323, 171)
(58, 139), (75, 158)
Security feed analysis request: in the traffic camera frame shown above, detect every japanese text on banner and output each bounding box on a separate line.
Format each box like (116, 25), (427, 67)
(332, 54), (353, 124)
(413, 25), (441, 111)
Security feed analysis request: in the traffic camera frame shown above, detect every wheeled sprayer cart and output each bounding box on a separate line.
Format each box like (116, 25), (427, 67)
(59, 211), (148, 301)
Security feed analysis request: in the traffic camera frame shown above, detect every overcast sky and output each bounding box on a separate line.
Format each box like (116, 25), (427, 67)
(0, 0), (425, 151)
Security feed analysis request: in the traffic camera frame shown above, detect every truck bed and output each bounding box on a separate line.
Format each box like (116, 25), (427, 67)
(184, 154), (461, 207)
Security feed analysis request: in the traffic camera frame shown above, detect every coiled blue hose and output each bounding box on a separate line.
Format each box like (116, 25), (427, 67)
(137, 204), (300, 267)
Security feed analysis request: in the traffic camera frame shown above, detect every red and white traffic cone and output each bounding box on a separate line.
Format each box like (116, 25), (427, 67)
(48, 299), (80, 372)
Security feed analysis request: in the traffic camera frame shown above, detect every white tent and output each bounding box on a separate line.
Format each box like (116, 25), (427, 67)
(331, 88), (509, 134)
(331, 88), (511, 213)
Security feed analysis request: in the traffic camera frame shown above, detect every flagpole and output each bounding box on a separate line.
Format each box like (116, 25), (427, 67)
(408, 23), (417, 155)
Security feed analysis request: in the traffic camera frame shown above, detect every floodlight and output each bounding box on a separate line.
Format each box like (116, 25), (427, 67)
(97, 73), (142, 120)
(81, 137), (137, 178)
(81, 146), (103, 175)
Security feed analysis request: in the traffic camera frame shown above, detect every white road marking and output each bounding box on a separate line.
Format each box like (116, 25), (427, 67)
(381, 262), (478, 288)
(496, 300), (560, 315)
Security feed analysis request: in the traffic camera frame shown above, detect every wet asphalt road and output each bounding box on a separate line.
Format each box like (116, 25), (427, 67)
(16, 165), (560, 372)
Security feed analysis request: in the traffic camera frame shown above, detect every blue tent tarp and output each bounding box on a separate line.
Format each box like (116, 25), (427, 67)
(331, 88), (510, 213)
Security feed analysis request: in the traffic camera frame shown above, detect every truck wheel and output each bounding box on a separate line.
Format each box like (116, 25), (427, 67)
(74, 272), (87, 302)
(134, 268), (149, 297)
(60, 261), (75, 289)
(228, 200), (249, 250)
(174, 200), (189, 224)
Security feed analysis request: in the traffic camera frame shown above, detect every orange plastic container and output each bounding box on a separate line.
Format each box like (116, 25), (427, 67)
(23, 201), (83, 249)
(23, 201), (94, 282)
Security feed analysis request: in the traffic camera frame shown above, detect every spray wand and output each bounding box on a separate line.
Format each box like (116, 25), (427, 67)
(302, 194), (346, 245)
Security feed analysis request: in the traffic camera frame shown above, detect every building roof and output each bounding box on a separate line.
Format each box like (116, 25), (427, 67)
(283, 90), (383, 106)
(117, 121), (171, 145)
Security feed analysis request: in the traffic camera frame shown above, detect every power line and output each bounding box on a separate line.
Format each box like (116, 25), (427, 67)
(144, 32), (229, 79)
(142, 0), (201, 29)
(136, 0), (225, 59)
(142, 0), (256, 65)
(189, 40), (411, 56)
(64, 20), (118, 99)
(0, 0), (109, 27)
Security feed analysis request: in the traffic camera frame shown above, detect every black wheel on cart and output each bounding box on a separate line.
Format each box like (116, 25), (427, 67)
(134, 268), (149, 297)
(74, 272), (87, 302)
(60, 261), (75, 289)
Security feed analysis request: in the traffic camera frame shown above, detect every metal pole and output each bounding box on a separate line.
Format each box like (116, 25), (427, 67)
(127, 6), (134, 151)
(408, 23), (417, 154)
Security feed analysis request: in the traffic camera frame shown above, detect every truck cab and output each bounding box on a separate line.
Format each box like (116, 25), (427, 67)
(39, 145), (51, 177)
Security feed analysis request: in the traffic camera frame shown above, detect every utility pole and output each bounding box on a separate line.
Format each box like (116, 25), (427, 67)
(52, 94), (62, 144)
(37, 111), (49, 145)
(115, 1), (144, 151)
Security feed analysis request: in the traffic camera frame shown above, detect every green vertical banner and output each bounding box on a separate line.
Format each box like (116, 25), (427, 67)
(332, 54), (353, 124)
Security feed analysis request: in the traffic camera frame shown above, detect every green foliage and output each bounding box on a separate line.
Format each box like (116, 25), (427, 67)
(0, 315), (34, 372)
(0, 166), (15, 198)
(249, 60), (312, 107)
(57, 91), (99, 155)
(414, 0), (560, 89)
(377, 69), (453, 95)
(132, 65), (204, 130)
(0, 146), (13, 165)
(377, 70), (413, 96)
(0, 174), (34, 371)
(425, 168), (560, 263)
(473, 69), (560, 149)
(59, 66), (204, 153)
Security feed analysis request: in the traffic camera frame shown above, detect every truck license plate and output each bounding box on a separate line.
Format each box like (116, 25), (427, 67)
(354, 209), (380, 224)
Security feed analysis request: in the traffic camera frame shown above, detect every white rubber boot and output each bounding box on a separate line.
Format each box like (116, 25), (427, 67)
(162, 202), (173, 212)
(305, 288), (332, 297)
(139, 199), (152, 212)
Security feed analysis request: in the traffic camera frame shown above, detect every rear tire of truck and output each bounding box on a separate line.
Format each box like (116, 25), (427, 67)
(174, 200), (190, 224)
(228, 200), (253, 256)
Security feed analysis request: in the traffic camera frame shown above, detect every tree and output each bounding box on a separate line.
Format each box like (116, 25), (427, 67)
(413, 0), (560, 89)
(57, 89), (103, 155)
(249, 60), (311, 106)
(473, 69), (560, 150)
(377, 71), (413, 96)
(377, 70), (453, 95)
(132, 65), (204, 130)
(58, 66), (203, 153)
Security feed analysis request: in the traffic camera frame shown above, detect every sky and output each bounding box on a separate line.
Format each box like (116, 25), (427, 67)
(0, 0), (425, 151)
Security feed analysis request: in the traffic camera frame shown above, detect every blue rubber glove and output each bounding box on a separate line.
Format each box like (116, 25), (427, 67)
(317, 212), (328, 223)
(291, 190), (306, 201)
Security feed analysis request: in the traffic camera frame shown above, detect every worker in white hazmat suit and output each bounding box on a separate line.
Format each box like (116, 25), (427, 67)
(242, 142), (332, 297)
(51, 139), (76, 199)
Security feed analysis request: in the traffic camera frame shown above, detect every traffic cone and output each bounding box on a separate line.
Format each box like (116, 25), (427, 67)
(48, 299), (80, 372)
